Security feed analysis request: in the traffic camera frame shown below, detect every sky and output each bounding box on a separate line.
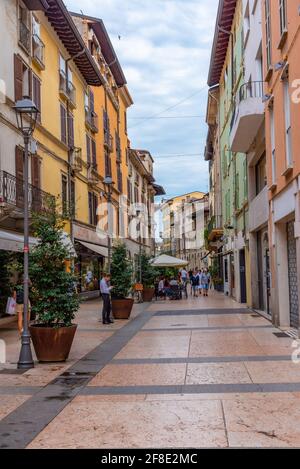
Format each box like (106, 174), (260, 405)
(65, 0), (219, 200)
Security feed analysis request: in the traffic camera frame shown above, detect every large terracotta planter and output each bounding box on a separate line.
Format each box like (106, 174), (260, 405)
(143, 287), (155, 302)
(112, 298), (134, 319)
(29, 324), (77, 362)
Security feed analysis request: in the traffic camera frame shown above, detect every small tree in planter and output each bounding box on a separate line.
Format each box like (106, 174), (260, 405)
(29, 200), (79, 362)
(140, 252), (157, 301)
(110, 241), (133, 319)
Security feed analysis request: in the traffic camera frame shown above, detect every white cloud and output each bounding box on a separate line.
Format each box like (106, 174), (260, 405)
(65, 0), (218, 198)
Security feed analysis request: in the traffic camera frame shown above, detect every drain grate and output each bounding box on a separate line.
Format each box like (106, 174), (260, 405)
(60, 371), (96, 377)
(251, 314), (261, 318)
(273, 332), (290, 338)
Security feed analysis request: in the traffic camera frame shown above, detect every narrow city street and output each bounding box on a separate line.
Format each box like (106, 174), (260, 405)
(1, 292), (300, 449)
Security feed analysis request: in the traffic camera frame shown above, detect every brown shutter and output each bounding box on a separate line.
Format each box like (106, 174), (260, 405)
(33, 74), (41, 121)
(28, 68), (33, 99)
(14, 54), (23, 102)
(86, 135), (91, 164)
(31, 155), (41, 188)
(91, 139), (96, 167)
(68, 112), (74, 148)
(60, 104), (67, 144)
(89, 89), (95, 112)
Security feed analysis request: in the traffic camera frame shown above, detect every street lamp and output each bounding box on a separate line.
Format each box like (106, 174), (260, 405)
(13, 97), (39, 370)
(103, 176), (114, 274)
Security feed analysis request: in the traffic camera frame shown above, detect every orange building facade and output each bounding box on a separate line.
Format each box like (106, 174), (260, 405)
(262, 0), (300, 328)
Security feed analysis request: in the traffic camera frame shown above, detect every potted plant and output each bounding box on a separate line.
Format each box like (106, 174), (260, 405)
(110, 241), (133, 319)
(140, 252), (157, 302)
(29, 201), (79, 362)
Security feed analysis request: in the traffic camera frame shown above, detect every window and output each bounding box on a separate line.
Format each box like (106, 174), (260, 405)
(14, 54), (32, 101)
(32, 74), (41, 121)
(264, 0), (272, 71)
(127, 178), (132, 203)
(18, 4), (30, 53)
(283, 73), (293, 168)
(105, 150), (111, 177)
(279, 0), (287, 37)
(91, 139), (97, 168)
(225, 190), (231, 222)
(60, 104), (67, 145)
(235, 172), (240, 210)
(67, 111), (74, 148)
(255, 153), (267, 195)
(88, 192), (98, 226)
(243, 158), (248, 200)
(124, 111), (128, 134)
(61, 174), (68, 215)
(117, 165), (123, 192)
(270, 106), (276, 184)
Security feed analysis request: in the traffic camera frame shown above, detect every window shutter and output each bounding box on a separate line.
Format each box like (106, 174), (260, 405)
(14, 54), (23, 102)
(91, 139), (97, 167)
(60, 104), (67, 144)
(86, 135), (91, 165)
(31, 155), (41, 188)
(68, 112), (74, 148)
(15, 146), (24, 180)
(89, 89), (95, 112)
(28, 68), (33, 99)
(33, 74), (41, 122)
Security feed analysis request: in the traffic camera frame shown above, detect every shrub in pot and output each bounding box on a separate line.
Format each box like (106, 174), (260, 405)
(110, 242), (133, 319)
(29, 201), (79, 362)
(140, 252), (157, 302)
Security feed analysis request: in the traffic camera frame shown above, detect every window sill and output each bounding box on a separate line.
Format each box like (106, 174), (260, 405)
(264, 67), (273, 82)
(269, 183), (277, 192)
(281, 166), (293, 177)
(278, 30), (288, 50)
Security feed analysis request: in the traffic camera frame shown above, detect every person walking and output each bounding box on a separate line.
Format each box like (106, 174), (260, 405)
(100, 273), (114, 324)
(13, 274), (31, 338)
(190, 271), (199, 297)
(201, 269), (210, 297)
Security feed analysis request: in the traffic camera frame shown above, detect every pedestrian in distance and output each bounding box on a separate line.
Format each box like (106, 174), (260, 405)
(190, 271), (199, 297)
(201, 269), (210, 297)
(100, 273), (114, 324)
(13, 274), (31, 338)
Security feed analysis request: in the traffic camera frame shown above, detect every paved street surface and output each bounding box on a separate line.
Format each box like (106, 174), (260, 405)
(1, 292), (300, 448)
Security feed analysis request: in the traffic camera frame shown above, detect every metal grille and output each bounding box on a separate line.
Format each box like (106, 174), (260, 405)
(287, 221), (299, 328)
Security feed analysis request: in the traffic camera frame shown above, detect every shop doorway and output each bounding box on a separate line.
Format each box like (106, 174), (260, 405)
(239, 249), (247, 304)
(287, 221), (299, 328)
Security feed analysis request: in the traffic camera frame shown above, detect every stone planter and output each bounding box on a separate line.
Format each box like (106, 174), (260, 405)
(29, 324), (77, 362)
(143, 287), (155, 302)
(112, 298), (134, 319)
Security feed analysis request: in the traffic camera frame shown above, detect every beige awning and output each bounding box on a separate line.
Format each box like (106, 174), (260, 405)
(150, 254), (188, 268)
(78, 240), (108, 258)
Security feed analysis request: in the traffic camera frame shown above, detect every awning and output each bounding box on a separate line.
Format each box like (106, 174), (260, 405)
(0, 230), (76, 257)
(0, 230), (38, 252)
(150, 254), (188, 268)
(77, 240), (108, 258)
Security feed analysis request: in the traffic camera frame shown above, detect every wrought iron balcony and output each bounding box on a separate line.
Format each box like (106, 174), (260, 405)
(85, 108), (99, 133)
(238, 80), (265, 103)
(70, 148), (83, 173)
(19, 20), (31, 53)
(59, 70), (76, 108)
(32, 33), (45, 70)
(0, 170), (55, 217)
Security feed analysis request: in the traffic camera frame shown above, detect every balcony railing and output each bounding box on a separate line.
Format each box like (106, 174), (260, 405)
(85, 108), (99, 133)
(238, 81), (265, 103)
(104, 131), (113, 153)
(59, 70), (76, 107)
(207, 215), (223, 242)
(87, 166), (100, 186)
(32, 34), (45, 69)
(0, 170), (55, 215)
(70, 148), (83, 173)
(19, 20), (30, 53)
